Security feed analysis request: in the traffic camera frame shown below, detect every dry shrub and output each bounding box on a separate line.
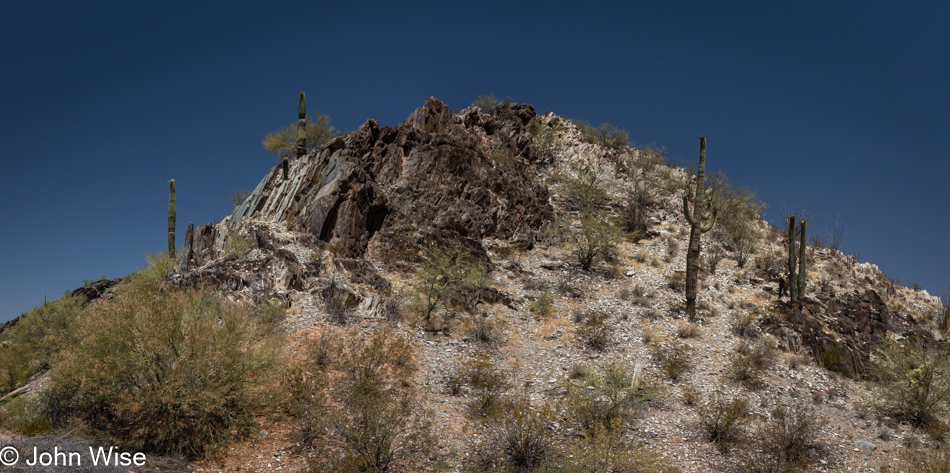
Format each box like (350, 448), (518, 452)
(43, 284), (284, 459)
(667, 271), (685, 291)
(456, 355), (513, 418)
(291, 330), (434, 473)
(558, 421), (676, 473)
(698, 390), (749, 452)
(731, 311), (761, 338)
(470, 393), (555, 472)
(885, 448), (950, 473)
(676, 320), (701, 339)
(575, 310), (613, 351)
(739, 401), (823, 473)
(467, 313), (505, 346)
(560, 359), (659, 435)
(652, 341), (694, 382)
(729, 341), (774, 390)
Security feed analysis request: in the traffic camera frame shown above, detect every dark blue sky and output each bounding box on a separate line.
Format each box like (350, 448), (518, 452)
(2, 1), (948, 322)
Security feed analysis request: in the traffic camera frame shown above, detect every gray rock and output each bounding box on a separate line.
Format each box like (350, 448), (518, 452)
(854, 440), (876, 451)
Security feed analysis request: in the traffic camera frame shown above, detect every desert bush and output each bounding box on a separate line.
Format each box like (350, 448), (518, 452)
(251, 297), (286, 332)
(527, 116), (567, 164)
(667, 271), (685, 291)
(472, 93), (508, 113)
(456, 355), (513, 418)
(818, 344), (853, 376)
(739, 401), (822, 472)
(622, 174), (651, 240)
(467, 313), (505, 346)
(731, 311), (761, 338)
(871, 337), (950, 426)
(262, 112), (338, 159)
(293, 331), (434, 473)
(0, 292), (86, 394)
(575, 310), (613, 351)
(707, 244), (725, 274)
(409, 245), (483, 324)
(698, 390), (749, 452)
(560, 359), (658, 435)
(322, 277), (358, 324)
(230, 190), (250, 208)
(469, 393), (555, 472)
(529, 289), (556, 317)
(556, 421), (674, 473)
(884, 448), (950, 473)
(728, 341), (774, 389)
(706, 171), (765, 267)
(42, 283), (284, 458)
(936, 287), (950, 331)
(652, 341), (694, 382)
(676, 320), (701, 339)
(223, 230), (256, 259)
(574, 120), (630, 151)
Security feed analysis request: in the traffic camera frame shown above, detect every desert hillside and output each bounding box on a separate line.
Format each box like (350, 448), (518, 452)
(2, 96), (948, 473)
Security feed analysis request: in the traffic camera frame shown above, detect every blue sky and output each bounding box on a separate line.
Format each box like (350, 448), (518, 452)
(2, 1), (948, 322)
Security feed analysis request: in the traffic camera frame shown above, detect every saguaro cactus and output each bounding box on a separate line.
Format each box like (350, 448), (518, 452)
(683, 136), (717, 319)
(788, 215), (807, 305)
(168, 179), (176, 258)
(296, 91), (307, 158)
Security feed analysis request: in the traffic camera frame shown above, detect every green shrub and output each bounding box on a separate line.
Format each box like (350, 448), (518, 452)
(560, 359), (658, 435)
(574, 120), (630, 151)
(698, 390), (749, 452)
(529, 289), (556, 317)
(292, 330), (433, 473)
(409, 245), (483, 324)
(871, 338), (950, 426)
(0, 292), (86, 394)
(262, 112), (338, 159)
(42, 283), (285, 459)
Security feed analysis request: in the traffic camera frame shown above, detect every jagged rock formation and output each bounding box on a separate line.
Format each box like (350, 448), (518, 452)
(228, 97), (552, 261)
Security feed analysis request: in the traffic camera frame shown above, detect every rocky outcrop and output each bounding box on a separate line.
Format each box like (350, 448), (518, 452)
(231, 98), (553, 260)
(776, 288), (890, 378)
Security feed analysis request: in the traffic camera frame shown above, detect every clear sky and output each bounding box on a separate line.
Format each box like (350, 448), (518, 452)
(2, 1), (948, 322)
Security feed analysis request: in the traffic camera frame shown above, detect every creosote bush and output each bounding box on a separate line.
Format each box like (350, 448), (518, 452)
(698, 390), (749, 452)
(871, 337), (950, 426)
(43, 262), (284, 458)
(291, 330), (434, 473)
(574, 120), (630, 151)
(455, 354), (513, 418)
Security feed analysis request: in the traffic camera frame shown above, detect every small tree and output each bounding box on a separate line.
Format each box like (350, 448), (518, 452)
(262, 112), (338, 159)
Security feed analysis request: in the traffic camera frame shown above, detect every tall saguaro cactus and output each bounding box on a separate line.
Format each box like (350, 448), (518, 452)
(788, 215), (807, 306)
(168, 179), (176, 258)
(683, 136), (717, 319)
(296, 91), (307, 158)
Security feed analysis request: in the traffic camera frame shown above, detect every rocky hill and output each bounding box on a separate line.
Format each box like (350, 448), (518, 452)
(2, 97), (948, 473)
